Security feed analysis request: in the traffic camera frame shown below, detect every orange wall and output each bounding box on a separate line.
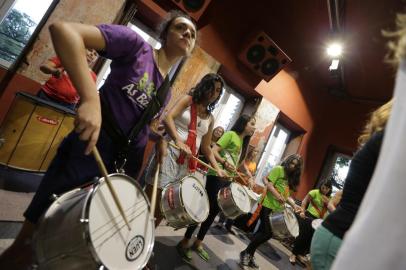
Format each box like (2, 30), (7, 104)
(256, 70), (376, 198)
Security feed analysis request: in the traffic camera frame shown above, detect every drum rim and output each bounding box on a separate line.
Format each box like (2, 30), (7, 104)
(82, 173), (155, 269)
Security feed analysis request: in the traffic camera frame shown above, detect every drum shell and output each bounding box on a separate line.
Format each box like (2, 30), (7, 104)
(161, 176), (209, 229)
(0, 92), (75, 172)
(34, 188), (98, 270)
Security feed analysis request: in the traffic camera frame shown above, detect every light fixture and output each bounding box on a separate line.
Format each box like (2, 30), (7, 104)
(329, 59), (340, 70)
(327, 43), (343, 57)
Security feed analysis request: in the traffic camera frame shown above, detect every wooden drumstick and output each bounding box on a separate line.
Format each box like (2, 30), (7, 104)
(150, 163), (160, 219)
(168, 141), (236, 179)
(92, 147), (131, 230)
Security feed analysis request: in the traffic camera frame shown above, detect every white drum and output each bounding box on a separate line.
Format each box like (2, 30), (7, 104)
(270, 204), (299, 239)
(161, 175), (209, 229)
(33, 174), (154, 270)
(217, 182), (251, 219)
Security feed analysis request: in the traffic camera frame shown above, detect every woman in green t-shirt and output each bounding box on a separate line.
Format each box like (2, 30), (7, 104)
(239, 154), (303, 269)
(176, 114), (256, 262)
(289, 179), (332, 264)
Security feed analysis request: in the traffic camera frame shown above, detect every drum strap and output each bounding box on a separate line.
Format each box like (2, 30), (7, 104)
(309, 197), (327, 219)
(176, 97), (198, 172)
(100, 76), (171, 170)
(246, 187), (268, 227)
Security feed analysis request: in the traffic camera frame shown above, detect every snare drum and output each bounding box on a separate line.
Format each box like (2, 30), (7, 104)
(270, 204), (299, 239)
(217, 182), (251, 219)
(161, 175), (209, 229)
(33, 174), (154, 270)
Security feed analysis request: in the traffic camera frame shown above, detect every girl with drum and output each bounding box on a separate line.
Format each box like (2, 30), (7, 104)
(310, 100), (391, 270)
(0, 10), (197, 269)
(239, 154), (303, 269)
(177, 114), (256, 262)
(289, 179), (332, 265)
(144, 73), (226, 226)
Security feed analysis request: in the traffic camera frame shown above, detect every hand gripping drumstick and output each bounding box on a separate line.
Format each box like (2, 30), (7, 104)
(92, 147), (131, 230)
(168, 141), (234, 178)
(150, 163), (160, 220)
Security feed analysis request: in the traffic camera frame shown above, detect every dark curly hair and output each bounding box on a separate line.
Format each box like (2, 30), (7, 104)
(231, 114), (255, 164)
(157, 10), (197, 46)
(319, 178), (333, 197)
(281, 154), (303, 192)
(189, 73), (224, 113)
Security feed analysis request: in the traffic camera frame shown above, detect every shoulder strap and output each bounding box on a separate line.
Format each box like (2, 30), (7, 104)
(127, 75), (171, 143)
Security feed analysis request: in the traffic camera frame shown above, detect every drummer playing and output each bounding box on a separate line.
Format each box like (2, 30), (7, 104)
(144, 73), (227, 227)
(289, 179), (332, 264)
(239, 154), (303, 269)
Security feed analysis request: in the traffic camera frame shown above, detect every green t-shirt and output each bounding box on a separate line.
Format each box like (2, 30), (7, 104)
(208, 131), (242, 176)
(262, 165), (290, 212)
(307, 189), (329, 218)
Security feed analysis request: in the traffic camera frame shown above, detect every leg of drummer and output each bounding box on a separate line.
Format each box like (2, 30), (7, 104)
(240, 206), (272, 268)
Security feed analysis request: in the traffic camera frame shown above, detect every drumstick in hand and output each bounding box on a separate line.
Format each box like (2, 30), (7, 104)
(150, 163), (160, 220)
(92, 147), (131, 230)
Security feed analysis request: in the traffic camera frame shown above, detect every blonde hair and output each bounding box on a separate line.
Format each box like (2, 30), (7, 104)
(358, 99), (393, 146)
(383, 13), (406, 66)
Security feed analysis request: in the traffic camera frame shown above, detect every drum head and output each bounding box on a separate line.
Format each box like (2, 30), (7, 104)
(87, 174), (154, 270)
(180, 176), (209, 223)
(283, 206), (299, 237)
(230, 183), (251, 214)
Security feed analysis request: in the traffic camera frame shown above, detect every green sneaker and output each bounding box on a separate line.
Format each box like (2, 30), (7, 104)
(192, 245), (210, 262)
(176, 242), (192, 262)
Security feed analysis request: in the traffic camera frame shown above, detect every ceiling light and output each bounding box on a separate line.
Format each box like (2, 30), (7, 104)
(327, 43), (343, 57)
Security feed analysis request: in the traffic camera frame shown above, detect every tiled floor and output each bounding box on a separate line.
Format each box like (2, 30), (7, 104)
(0, 220), (303, 270)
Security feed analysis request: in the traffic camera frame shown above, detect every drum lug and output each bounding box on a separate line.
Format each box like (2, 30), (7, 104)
(50, 194), (59, 201)
(80, 218), (89, 223)
(0, 138), (5, 148)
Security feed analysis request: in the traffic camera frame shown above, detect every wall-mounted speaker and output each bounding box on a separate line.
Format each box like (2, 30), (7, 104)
(171, 0), (212, 21)
(238, 31), (292, 82)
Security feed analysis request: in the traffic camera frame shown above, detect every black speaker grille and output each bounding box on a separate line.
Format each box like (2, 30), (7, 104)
(183, 0), (205, 11)
(246, 44), (266, 64)
(261, 58), (280, 76)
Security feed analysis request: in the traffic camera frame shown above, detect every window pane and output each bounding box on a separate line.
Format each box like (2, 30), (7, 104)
(0, 0), (53, 68)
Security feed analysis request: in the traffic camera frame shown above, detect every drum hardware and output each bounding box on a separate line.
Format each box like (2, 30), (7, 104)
(80, 218), (89, 223)
(93, 147), (130, 230)
(114, 158), (127, 174)
(50, 194), (59, 201)
(0, 138), (5, 148)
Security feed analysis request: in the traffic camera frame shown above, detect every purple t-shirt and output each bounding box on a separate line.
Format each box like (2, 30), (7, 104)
(97, 24), (170, 150)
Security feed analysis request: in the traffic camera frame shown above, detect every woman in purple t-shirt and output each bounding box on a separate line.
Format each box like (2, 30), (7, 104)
(0, 11), (197, 269)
